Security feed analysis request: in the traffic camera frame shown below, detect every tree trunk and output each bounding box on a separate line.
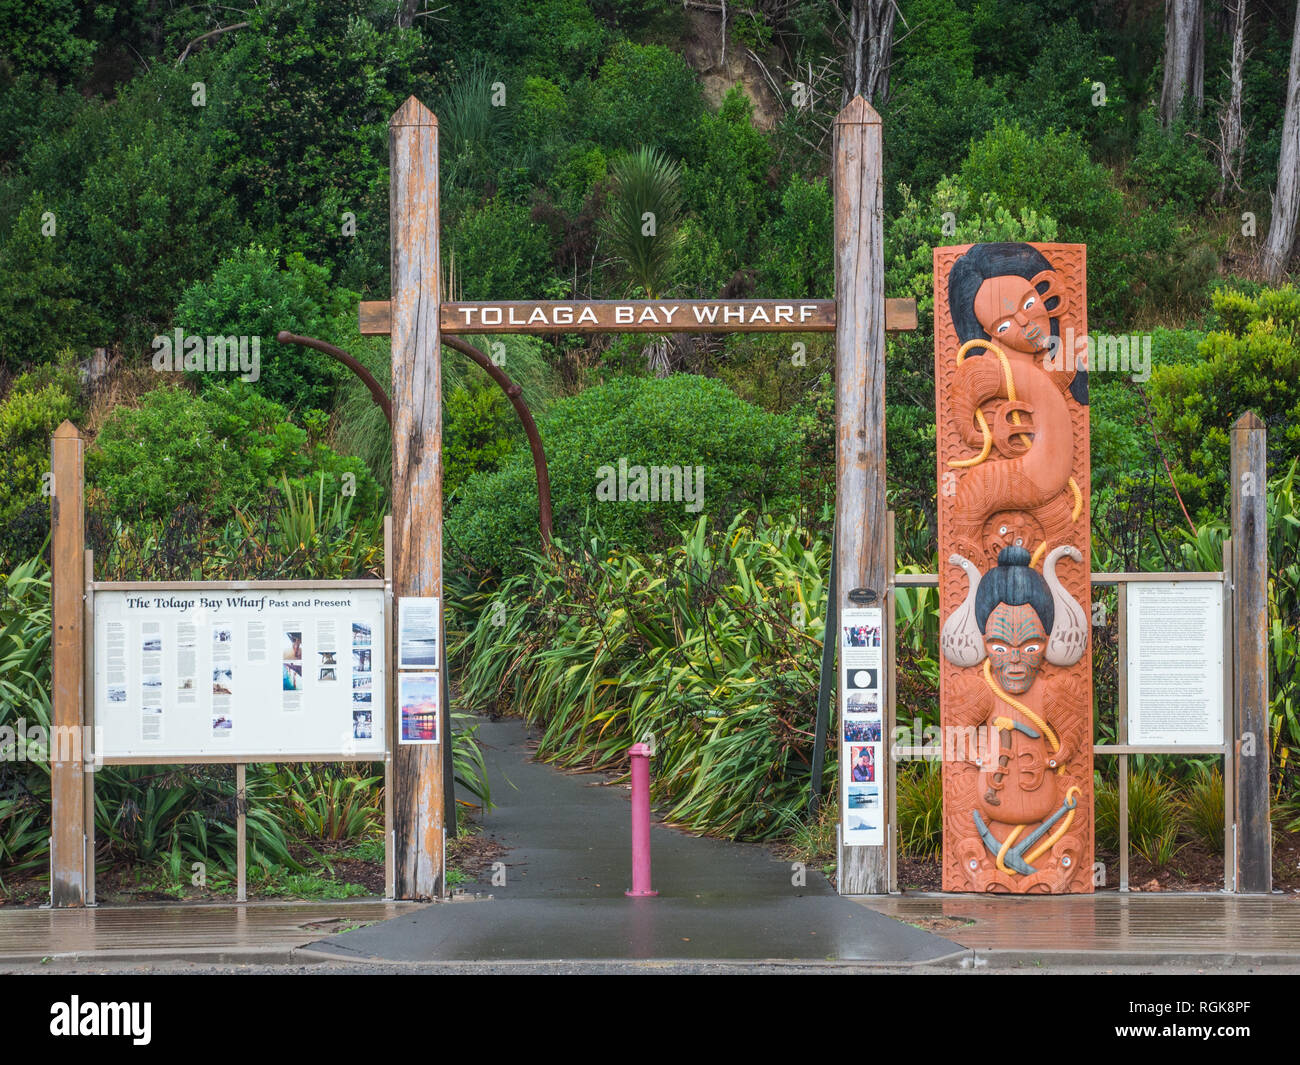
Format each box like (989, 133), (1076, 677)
(1262, 6), (1300, 280)
(841, 0), (898, 109)
(1160, 0), (1205, 126)
(1217, 0), (1248, 201)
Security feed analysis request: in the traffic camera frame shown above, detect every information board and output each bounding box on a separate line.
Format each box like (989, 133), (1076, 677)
(1127, 581), (1224, 746)
(94, 586), (387, 761)
(841, 606), (885, 845)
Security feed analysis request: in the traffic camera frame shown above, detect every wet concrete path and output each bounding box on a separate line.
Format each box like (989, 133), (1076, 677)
(306, 717), (964, 963)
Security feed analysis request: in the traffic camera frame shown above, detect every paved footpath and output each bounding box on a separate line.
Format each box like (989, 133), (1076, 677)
(304, 717), (963, 964)
(5, 715), (1299, 970)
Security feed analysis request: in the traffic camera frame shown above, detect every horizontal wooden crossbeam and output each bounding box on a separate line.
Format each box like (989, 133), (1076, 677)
(359, 298), (918, 336)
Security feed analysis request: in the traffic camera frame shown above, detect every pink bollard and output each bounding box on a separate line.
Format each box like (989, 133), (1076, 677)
(625, 742), (658, 897)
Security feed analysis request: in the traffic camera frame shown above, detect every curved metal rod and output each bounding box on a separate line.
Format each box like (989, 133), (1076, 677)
(277, 331), (392, 425)
(442, 335), (553, 550)
(276, 330), (553, 549)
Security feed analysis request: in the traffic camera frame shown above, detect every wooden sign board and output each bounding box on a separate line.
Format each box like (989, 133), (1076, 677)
(360, 298), (918, 336)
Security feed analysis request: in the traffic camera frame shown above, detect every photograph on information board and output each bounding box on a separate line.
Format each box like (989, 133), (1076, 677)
(399, 672), (440, 744)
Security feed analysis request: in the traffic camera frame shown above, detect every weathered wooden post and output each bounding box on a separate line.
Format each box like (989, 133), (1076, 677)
(50, 420), (86, 907)
(833, 96), (889, 895)
(389, 96), (445, 897)
(1231, 411), (1270, 892)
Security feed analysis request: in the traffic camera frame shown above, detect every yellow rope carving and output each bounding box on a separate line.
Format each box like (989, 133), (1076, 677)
(982, 660), (1059, 751)
(996, 824), (1024, 874)
(1024, 786), (1082, 864)
(956, 337), (1006, 369)
(1029, 541), (1047, 568)
(1069, 476), (1082, 522)
(951, 339), (1033, 469)
(948, 408), (992, 468)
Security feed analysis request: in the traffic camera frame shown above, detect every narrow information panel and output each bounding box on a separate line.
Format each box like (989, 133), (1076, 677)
(1127, 581), (1224, 746)
(841, 607), (885, 845)
(94, 587), (387, 761)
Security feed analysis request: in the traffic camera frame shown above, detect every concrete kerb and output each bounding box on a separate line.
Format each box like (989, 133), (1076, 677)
(968, 949), (1300, 969)
(3, 939), (1299, 969)
(292, 944), (977, 969)
(0, 947), (326, 966)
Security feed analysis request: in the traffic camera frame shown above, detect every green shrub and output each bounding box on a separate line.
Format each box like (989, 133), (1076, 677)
(450, 197), (555, 301)
(580, 42), (704, 158)
(0, 360), (83, 561)
(72, 103), (236, 346)
(447, 375), (801, 575)
(0, 0), (95, 83)
(1094, 770), (1186, 865)
(959, 121), (1122, 244)
(548, 142), (608, 213)
(957, 120), (1216, 324)
(1149, 284), (1300, 518)
(883, 0), (1010, 195)
(444, 378), (515, 495)
(87, 384), (380, 522)
(756, 176), (834, 299)
(1128, 111), (1219, 210)
(1008, 19), (1126, 153)
(0, 193), (99, 369)
(1089, 326), (1205, 515)
(173, 246), (352, 413)
(498, 0), (609, 83)
(679, 88), (775, 288)
(204, 0), (438, 266)
(1095, 776), (1119, 852)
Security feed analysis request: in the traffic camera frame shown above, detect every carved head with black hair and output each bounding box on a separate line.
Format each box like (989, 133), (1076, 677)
(948, 242), (1087, 405)
(974, 545), (1054, 693)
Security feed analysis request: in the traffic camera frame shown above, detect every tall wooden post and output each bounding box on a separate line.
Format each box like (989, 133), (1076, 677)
(833, 96), (889, 894)
(50, 420), (86, 907)
(1231, 411), (1270, 892)
(389, 96), (444, 898)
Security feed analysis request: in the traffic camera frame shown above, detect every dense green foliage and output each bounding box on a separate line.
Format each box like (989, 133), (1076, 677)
(87, 384), (380, 521)
(0, 360), (82, 559)
(452, 512), (831, 839)
(174, 246), (352, 412)
(448, 375), (801, 574)
(1150, 286), (1300, 518)
(2, 0), (1299, 880)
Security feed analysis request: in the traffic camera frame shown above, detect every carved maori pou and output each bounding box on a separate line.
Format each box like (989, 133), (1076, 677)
(934, 243), (1094, 893)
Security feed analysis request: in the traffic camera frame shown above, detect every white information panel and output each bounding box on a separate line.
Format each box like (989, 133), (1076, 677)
(94, 586), (386, 761)
(1126, 581), (1224, 746)
(841, 606), (885, 845)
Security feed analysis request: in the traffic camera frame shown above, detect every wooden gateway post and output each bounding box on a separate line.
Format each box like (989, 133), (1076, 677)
(1231, 411), (1270, 892)
(368, 96), (913, 898)
(832, 98), (890, 895)
(388, 97), (446, 898)
(50, 421), (87, 907)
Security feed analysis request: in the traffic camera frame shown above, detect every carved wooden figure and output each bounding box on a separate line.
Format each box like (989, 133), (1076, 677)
(934, 243), (1093, 893)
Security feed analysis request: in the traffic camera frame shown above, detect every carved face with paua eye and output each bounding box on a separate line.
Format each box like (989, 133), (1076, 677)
(982, 603), (1047, 694)
(973, 275), (1054, 354)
